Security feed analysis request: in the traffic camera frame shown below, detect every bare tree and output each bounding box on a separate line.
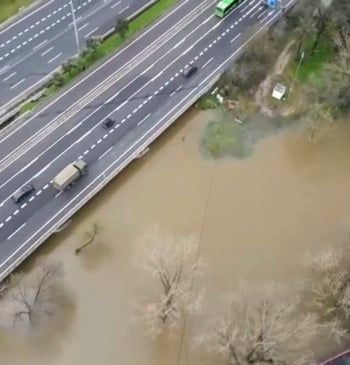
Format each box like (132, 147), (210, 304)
(75, 222), (101, 254)
(134, 226), (204, 337)
(10, 261), (64, 333)
(303, 247), (350, 341)
(198, 283), (318, 365)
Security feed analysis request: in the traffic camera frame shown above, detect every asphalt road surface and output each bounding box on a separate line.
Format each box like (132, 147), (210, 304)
(0, 0), (150, 115)
(0, 0), (295, 279)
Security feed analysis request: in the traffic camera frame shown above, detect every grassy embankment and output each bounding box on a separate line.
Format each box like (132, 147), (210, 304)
(0, 0), (34, 23)
(20, 0), (176, 113)
(200, 33), (334, 159)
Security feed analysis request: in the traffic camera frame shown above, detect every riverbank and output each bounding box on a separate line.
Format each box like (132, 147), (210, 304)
(1, 107), (349, 364)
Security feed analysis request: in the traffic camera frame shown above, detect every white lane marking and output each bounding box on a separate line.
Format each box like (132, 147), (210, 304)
(0, 223), (3, 229)
(29, 196), (35, 202)
(118, 5), (130, 14)
(83, 150), (89, 155)
(202, 57), (214, 68)
(98, 146), (114, 160)
(137, 113), (151, 126)
(43, 184), (49, 190)
(41, 46), (54, 56)
(97, 139), (102, 144)
(84, 26), (99, 39)
(33, 163), (51, 178)
(7, 223), (26, 240)
(33, 39), (48, 50)
(91, 144), (96, 149)
(10, 78), (26, 90)
(151, 70), (163, 82)
(78, 22), (90, 32)
(47, 52), (63, 64)
(116, 100), (128, 110)
(54, 192), (62, 198)
(13, 210), (19, 216)
(5, 216), (12, 222)
(170, 85), (183, 97)
(0, 0), (195, 143)
(230, 32), (242, 43)
(66, 121), (82, 135)
(111, 0), (121, 9)
(3, 72), (16, 82)
(0, 64), (9, 75)
(75, 129), (92, 144)
(36, 189), (43, 195)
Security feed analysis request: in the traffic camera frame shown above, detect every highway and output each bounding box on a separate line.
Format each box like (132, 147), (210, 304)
(0, 0), (295, 280)
(0, 0), (151, 116)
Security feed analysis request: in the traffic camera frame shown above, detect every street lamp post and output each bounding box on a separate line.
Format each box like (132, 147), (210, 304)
(70, 0), (80, 55)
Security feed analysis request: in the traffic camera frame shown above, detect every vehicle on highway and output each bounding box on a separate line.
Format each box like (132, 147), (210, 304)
(12, 184), (35, 204)
(183, 66), (198, 78)
(51, 160), (88, 192)
(215, 0), (244, 17)
(102, 118), (116, 129)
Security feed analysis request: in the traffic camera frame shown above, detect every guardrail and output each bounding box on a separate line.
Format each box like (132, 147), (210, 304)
(0, 73), (219, 282)
(0, 0), (159, 125)
(0, 0), (296, 281)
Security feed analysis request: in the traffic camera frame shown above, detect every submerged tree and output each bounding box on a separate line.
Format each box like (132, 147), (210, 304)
(10, 261), (64, 333)
(134, 226), (204, 337)
(303, 247), (350, 342)
(75, 222), (101, 254)
(198, 283), (318, 365)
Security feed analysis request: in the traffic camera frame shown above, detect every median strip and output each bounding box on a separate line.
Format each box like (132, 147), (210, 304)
(20, 0), (177, 115)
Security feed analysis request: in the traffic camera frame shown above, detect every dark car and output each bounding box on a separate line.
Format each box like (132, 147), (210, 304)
(183, 66), (198, 78)
(101, 118), (115, 129)
(12, 184), (35, 204)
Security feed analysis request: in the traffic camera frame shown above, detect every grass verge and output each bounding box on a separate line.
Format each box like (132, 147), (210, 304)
(196, 95), (221, 110)
(20, 0), (176, 114)
(201, 115), (251, 159)
(0, 0), (34, 24)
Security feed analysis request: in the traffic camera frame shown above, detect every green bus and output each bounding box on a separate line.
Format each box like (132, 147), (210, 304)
(215, 0), (244, 18)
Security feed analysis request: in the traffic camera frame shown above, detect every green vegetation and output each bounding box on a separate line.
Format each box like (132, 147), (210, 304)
(291, 36), (333, 82)
(201, 116), (250, 159)
(196, 95), (221, 110)
(20, 0), (176, 113)
(0, 0), (34, 23)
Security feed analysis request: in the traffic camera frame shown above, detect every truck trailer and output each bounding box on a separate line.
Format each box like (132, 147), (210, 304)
(51, 160), (87, 191)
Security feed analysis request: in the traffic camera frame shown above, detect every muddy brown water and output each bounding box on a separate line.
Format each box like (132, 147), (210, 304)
(2, 109), (350, 364)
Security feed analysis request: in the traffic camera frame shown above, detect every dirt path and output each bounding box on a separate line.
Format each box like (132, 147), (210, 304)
(255, 41), (294, 117)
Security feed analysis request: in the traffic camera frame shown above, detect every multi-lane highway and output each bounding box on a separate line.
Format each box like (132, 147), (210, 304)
(0, 0), (295, 280)
(0, 0), (150, 116)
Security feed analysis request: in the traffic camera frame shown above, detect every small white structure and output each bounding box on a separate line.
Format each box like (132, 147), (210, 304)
(272, 83), (287, 100)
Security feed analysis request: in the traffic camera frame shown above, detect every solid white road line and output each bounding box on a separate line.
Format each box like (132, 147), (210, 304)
(7, 223), (26, 240)
(118, 5), (130, 14)
(98, 146), (114, 160)
(33, 39), (48, 50)
(3, 71), (16, 82)
(84, 26), (99, 38)
(47, 52), (62, 64)
(230, 32), (241, 43)
(202, 57), (213, 68)
(0, 0), (194, 143)
(10, 78), (26, 90)
(111, 1), (122, 9)
(137, 113), (151, 126)
(41, 46), (54, 56)
(78, 23), (89, 32)
(0, 1), (217, 190)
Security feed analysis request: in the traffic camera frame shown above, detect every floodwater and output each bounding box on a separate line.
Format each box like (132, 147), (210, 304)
(2, 109), (350, 364)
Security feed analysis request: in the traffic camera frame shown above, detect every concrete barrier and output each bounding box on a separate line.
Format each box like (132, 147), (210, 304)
(0, 0), (159, 125)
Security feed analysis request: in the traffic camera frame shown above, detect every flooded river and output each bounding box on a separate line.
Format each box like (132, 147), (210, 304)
(2, 109), (350, 364)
